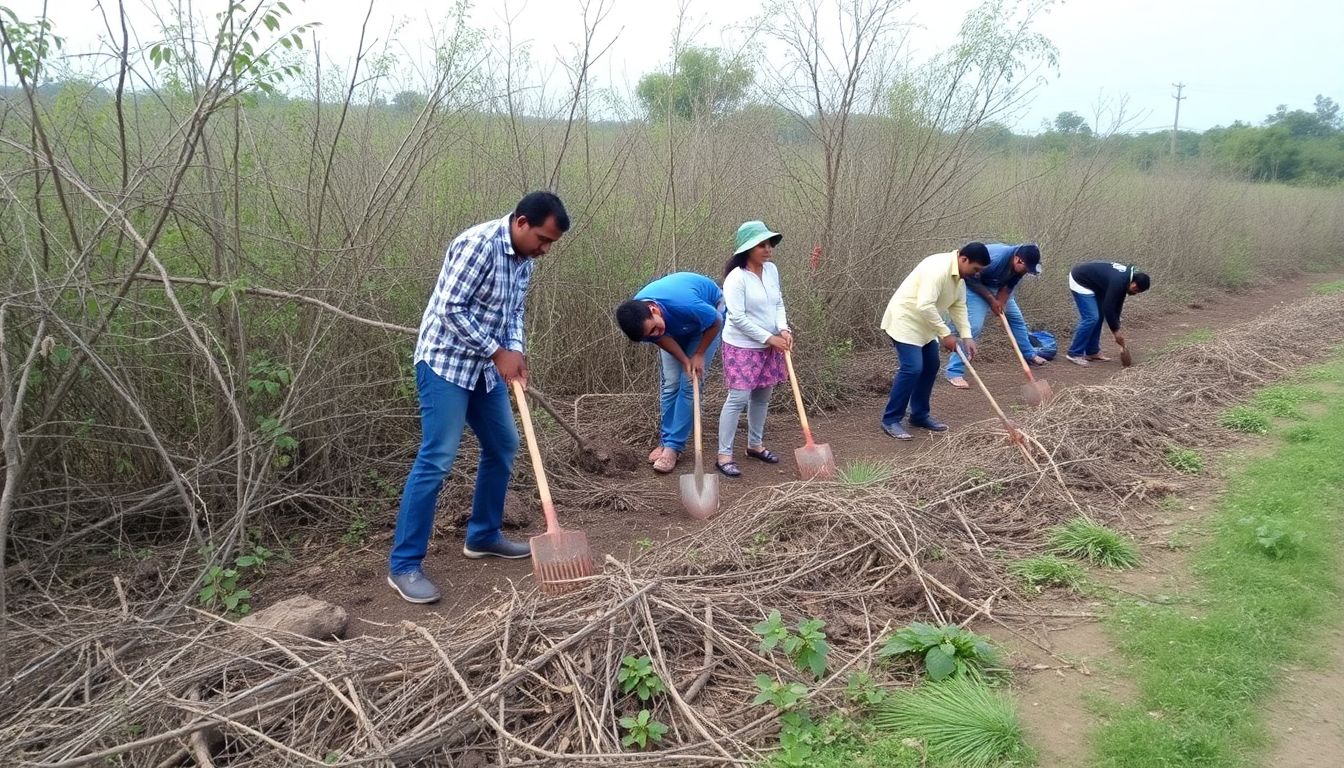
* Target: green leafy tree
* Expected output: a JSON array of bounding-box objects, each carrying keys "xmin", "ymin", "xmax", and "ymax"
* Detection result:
[{"xmin": 636, "ymin": 47, "xmax": 753, "ymax": 121}]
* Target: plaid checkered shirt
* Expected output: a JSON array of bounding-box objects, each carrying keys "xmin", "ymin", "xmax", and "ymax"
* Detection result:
[{"xmin": 413, "ymin": 215, "xmax": 532, "ymax": 392}]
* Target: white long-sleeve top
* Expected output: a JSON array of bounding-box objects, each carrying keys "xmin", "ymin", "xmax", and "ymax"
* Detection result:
[{"xmin": 721, "ymin": 262, "xmax": 789, "ymax": 349}]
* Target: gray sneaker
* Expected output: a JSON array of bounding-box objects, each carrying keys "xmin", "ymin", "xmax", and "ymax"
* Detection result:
[
  {"xmin": 463, "ymin": 538, "xmax": 532, "ymax": 559},
  {"xmin": 387, "ymin": 569, "xmax": 441, "ymax": 604}
]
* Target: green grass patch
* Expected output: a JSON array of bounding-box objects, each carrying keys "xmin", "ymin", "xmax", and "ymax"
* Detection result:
[
  {"xmin": 1219, "ymin": 405, "xmax": 1271, "ymax": 434},
  {"xmin": 1164, "ymin": 447, "xmax": 1204, "ymax": 474},
  {"xmin": 1312, "ymin": 278, "xmax": 1344, "ymax": 294},
  {"xmin": 1048, "ymin": 518, "xmax": 1140, "ymax": 569},
  {"xmin": 1251, "ymin": 384, "xmax": 1321, "ymax": 419},
  {"xmin": 1165, "ymin": 327, "xmax": 1214, "ymax": 349},
  {"xmin": 1009, "ymin": 555, "xmax": 1087, "ymax": 592},
  {"xmin": 874, "ymin": 676, "xmax": 1031, "ymax": 767},
  {"xmin": 1091, "ymin": 361, "xmax": 1344, "ymax": 768},
  {"xmin": 783, "ymin": 727, "xmax": 924, "ymax": 768},
  {"xmin": 838, "ymin": 459, "xmax": 894, "ymax": 487}
]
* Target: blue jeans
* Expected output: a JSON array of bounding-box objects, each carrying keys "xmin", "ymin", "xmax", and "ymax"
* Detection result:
[
  {"xmin": 657, "ymin": 332, "xmax": 722, "ymax": 452},
  {"xmin": 1068, "ymin": 290, "xmax": 1105, "ymax": 357},
  {"xmin": 883, "ymin": 339, "xmax": 940, "ymax": 426},
  {"xmin": 945, "ymin": 292, "xmax": 1034, "ymax": 379},
  {"xmin": 389, "ymin": 362, "xmax": 519, "ymax": 575}
]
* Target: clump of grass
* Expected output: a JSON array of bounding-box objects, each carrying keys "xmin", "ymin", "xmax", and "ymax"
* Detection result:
[
  {"xmin": 1285, "ymin": 424, "xmax": 1320, "ymax": 443},
  {"xmin": 874, "ymin": 676, "xmax": 1030, "ymax": 768},
  {"xmin": 1048, "ymin": 518, "xmax": 1140, "ymax": 569},
  {"xmin": 1164, "ymin": 447, "xmax": 1204, "ymax": 474},
  {"xmin": 1219, "ymin": 406, "xmax": 1270, "ymax": 434},
  {"xmin": 1252, "ymin": 385, "xmax": 1320, "ymax": 419},
  {"xmin": 838, "ymin": 459, "xmax": 894, "ymax": 487},
  {"xmin": 1311, "ymin": 278, "xmax": 1344, "ymax": 294},
  {"xmin": 1009, "ymin": 555, "xmax": 1086, "ymax": 591},
  {"xmin": 1166, "ymin": 327, "xmax": 1214, "ymax": 349}
]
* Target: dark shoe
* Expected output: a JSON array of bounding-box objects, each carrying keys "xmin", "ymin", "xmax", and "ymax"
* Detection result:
[
  {"xmin": 387, "ymin": 569, "xmax": 441, "ymax": 604},
  {"xmin": 463, "ymin": 538, "xmax": 532, "ymax": 559},
  {"xmin": 881, "ymin": 421, "xmax": 913, "ymax": 440},
  {"xmin": 715, "ymin": 460, "xmax": 742, "ymax": 477},
  {"xmin": 745, "ymin": 447, "xmax": 781, "ymax": 464},
  {"xmin": 910, "ymin": 417, "xmax": 949, "ymax": 432}
]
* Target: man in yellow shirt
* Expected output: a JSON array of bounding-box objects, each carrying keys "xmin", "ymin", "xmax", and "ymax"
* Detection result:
[{"xmin": 879, "ymin": 243, "xmax": 989, "ymax": 439}]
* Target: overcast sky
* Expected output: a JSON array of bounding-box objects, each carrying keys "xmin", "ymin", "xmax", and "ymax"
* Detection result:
[{"xmin": 6, "ymin": 0, "xmax": 1342, "ymax": 133}]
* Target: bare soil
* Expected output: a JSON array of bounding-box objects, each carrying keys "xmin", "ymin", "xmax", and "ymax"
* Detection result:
[{"xmin": 260, "ymin": 273, "xmax": 1337, "ymax": 641}]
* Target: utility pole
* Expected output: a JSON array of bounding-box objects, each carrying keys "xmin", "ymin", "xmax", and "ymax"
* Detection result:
[{"xmin": 1170, "ymin": 82, "xmax": 1186, "ymax": 158}]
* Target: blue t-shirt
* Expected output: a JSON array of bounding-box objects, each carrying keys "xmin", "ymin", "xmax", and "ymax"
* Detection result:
[
  {"xmin": 633, "ymin": 272, "xmax": 723, "ymax": 344},
  {"xmin": 970, "ymin": 243, "xmax": 1028, "ymax": 293}
]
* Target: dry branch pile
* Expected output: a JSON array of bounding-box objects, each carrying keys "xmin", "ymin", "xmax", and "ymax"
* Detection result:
[{"xmin": 2, "ymin": 293, "xmax": 1343, "ymax": 766}]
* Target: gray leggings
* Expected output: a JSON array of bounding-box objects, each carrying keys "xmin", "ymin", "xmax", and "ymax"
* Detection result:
[{"xmin": 717, "ymin": 386, "xmax": 772, "ymax": 456}]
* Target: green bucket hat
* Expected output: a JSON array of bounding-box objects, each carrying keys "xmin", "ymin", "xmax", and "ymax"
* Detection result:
[{"xmin": 734, "ymin": 220, "xmax": 783, "ymax": 255}]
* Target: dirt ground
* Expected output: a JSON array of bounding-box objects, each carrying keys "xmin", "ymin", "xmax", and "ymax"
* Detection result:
[{"xmin": 266, "ymin": 272, "xmax": 1339, "ymax": 641}]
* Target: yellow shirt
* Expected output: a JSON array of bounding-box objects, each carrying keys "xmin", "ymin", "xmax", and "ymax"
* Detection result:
[{"xmin": 880, "ymin": 251, "xmax": 973, "ymax": 346}]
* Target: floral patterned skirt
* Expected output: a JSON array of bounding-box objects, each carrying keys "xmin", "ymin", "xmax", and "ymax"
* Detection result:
[{"xmin": 721, "ymin": 342, "xmax": 788, "ymax": 391}]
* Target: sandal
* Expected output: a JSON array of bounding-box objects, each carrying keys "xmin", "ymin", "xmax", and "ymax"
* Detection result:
[
  {"xmin": 652, "ymin": 450, "xmax": 679, "ymax": 474},
  {"xmin": 648, "ymin": 446, "xmax": 664, "ymax": 464},
  {"xmin": 947, "ymin": 376, "xmax": 970, "ymax": 389},
  {"xmin": 715, "ymin": 460, "xmax": 742, "ymax": 478},
  {"xmin": 745, "ymin": 447, "xmax": 780, "ymax": 464},
  {"xmin": 1086, "ymin": 353, "xmax": 1111, "ymax": 362}
]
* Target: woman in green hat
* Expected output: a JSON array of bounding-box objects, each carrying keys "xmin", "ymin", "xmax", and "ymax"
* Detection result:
[{"xmin": 714, "ymin": 220, "xmax": 797, "ymax": 477}]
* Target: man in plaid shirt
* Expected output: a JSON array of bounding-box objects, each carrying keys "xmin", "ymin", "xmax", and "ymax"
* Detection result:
[{"xmin": 388, "ymin": 192, "xmax": 570, "ymax": 604}]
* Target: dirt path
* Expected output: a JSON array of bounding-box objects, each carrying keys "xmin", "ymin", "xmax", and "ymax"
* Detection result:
[{"xmin": 275, "ymin": 272, "xmax": 1337, "ymax": 636}]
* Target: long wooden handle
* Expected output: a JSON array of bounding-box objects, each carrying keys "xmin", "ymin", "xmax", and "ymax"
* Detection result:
[
  {"xmin": 783, "ymin": 351, "xmax": 814, "ymax": 445},
  {"xmin": 954, "ymin": 345, "xmax": 1019, "ymax": 437},
  {"xmin": 524, "ymin": 386, "xmax": 593, "ymax": 452},
  {"xmin": 511, "ymin": 380, "xmax": 559, "ymax": 534},
  {"xmin": 998, "ymin": 313, "xmax": 1036, "ymax": 382},
  {"xmin": 691, "ymin": 375, "xmax": 704, "ymax": 478}
]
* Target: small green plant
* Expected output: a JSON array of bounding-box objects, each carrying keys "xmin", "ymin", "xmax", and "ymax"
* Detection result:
[
  {"xmin": 245, "ymin": 354, "xmax": 293, "ymax": 399},
  {"xmin": 837, "ymin": 459, "xmax": 893, "ymax": 486},
  {"xmin": 878, "ymin": 623, "xmax": 1000, "ymax": 681},
  {"xmin": 874, "ymin": 677, "xmax": 1030, "ymax": 768},
  {"xmin": 618, "ymin": 709, "xmax": 667, "ymax": 750},
  {"xmin": 844, "ymin": 670, "xmax": 889, "ymax": 708},
  {"xmin": 754, "ymin": 610, "xmax": 831, "ymax": 678},
  {"xmin": 322, "ymin": 751, "xmax": 341, "ymax": 765},
  {"xmin": 617, "ymin": 655, "xmax": 666, "ymax": 702},
  {"xmin": 1009, "ymin": 555, "xmax": 1086, "ymax": 592},
  {"xmin": 1164, "ymin": 446, "xmax": 1204, "ymax": 474},
  {"xmin": 634, "ymin": 537, "xmax": 654, "ymax": 551},
  {"xmin": 1238, "ymin": 514, "xmax": 1305, "ymax": 560},
  {"xmin": 258, "ymin": 415, "xmax": 300, "ymax": 467},
  {"xmin": 198, "ymin": 564, "xmax": 252, "ymax": 616},
  {"xmin": 1048, "ymin": 517, "xmax": 1141, "ymax": 569},
  {"xmin": 754, "ymin": 675, "xmax": 810, "ymax": 710},
  {"xmin": 342, "ymin": 512, "xmax": 371, "ymax": 546},
  {"xmin": 1219, "ymin": 406, "xmax": 1270, "ymax": 434}
]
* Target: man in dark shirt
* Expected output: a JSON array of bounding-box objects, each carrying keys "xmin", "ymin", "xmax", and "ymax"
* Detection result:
[
  {"xmin": 945, "ymin": 242, "xmax": 1044, "ymax": 389},
  {"xmin": 1066, "ymin": 261, "xmax": 1151, "ymax": 366}
]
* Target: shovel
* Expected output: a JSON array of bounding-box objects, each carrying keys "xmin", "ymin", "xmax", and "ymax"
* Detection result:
[
  {"xmin": 784, "ymin": 350, "xmax": 836, "ymax": 480},
  {"xmin": 1119, "ymin": 342, "xmax": 1133, "ymax": 367},
  {"xmin": 999, "ymin": 313, "xmax": 1053, "ymax": 406},
  {"xmin": 679, "ymin": 376, "xmax": 719, "ymax": 520},
  {"xmin": 511, "ymin": 380, "xmax": 595, "ymax": 596},
  {"xmin": 953, "ymin": 345, "xmax": 1025, "ymax": 445}
]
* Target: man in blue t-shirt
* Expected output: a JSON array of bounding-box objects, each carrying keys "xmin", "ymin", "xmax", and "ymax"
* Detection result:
[
  {"xmin": 945, "ymin": 242, "xmax": 1045, "ymax": 389},
  {"xmin": 616, "ymin": 273, "xmax": 724, "ymax": 474}
]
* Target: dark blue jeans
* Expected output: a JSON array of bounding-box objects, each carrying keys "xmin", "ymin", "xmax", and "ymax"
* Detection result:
[
  {"xmin": 883, "ymin": 339, "xmax": 940, "ymax": 426},
  {"xmin": 389, "ymin": 362, "xmax": 519, "ymax": 575},
  {"xmin": 1068, "ymin": 290, "xmax": 1104, "ymax": 357}
]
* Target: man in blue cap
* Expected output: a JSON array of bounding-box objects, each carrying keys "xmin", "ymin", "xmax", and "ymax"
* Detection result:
[{"xmin": 945, "ymin": 242, "xmax": 1045, "ymax": 390}]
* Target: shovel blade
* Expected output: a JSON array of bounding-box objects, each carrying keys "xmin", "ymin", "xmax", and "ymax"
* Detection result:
[
  {"xmin": 1020, "ymin": 379, "xmax": 1053, "ymax": 407},
  {"xmin": 530, "ymin": 528, "xmax": 596, "ymax": 596},
  {"xmin": 679, "ymin": 471, "xmax": 719, "ymax": 520},
  {"xmin": 1120, "ymin": 347, "xmax": 1133, "ymax": 367},
  {"xmin": 794, "ymin": 443, "xmax": 836, "ymax": 481}
]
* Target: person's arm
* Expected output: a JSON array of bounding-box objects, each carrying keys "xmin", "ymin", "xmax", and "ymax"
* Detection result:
[
  {"xmin": 771, "ymin": 263, "xmax": 789, "ymax": 335},
  {"xmin": 505, "ymin": 271, "xmax": 528, "ymax": 354},
  {"xmin": 724, "ymin": 270, "xmax": 774, "ymax": 345},
  {"xmin": 915, "ymin": 264, "xmax": 954, "ymax": 340},
  {"xmin": 689, "ymin": 317, "xmax": 722, "ymax": 378},
  {"xmin": 1100, "ymin": 276, "xmax": 1126, "ymax": 334}
]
